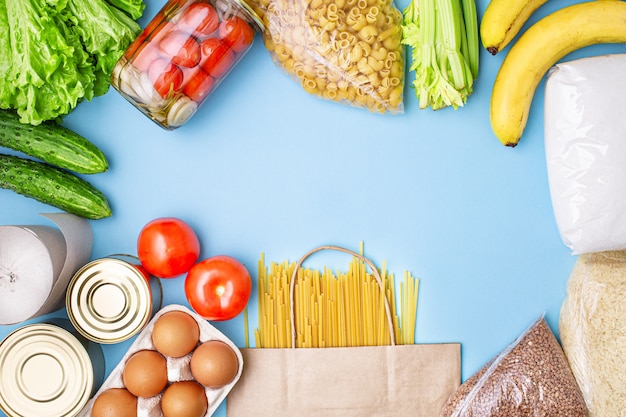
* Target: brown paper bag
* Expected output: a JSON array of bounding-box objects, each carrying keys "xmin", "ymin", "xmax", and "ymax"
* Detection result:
[{"xmin": 227, "ymin": 245, "xmax": 461, "ymax": 416}]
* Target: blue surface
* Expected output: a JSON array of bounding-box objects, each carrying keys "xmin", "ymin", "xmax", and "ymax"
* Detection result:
[{"xmin": 2, "ymin": 0, "xmax": 626, "ymax": 415}]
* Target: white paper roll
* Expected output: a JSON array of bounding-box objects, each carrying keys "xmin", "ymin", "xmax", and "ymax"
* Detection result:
[{"xmin": 0, "ymin": 213, "xmax": 93, "ymax": 325}]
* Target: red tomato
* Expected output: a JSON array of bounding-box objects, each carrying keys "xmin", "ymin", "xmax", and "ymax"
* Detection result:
[
  {"xmin": 200, "ymin": 38, "xmax": 235, "ymax": 79},
  {"xmin": 185, "ymin": 255, "xmax": 252, "ymax": 321},
  {"xmin": 148, "ymin": 58, "xmax": 184, "ymax": 97},
  {"xmin": 183, "ymin": 68, "xmax": 215, "ymax": 102},
  {"xmin": 158, "ymin": 30, "xmax": 202, "ymax": 68},
  {"xmin": 131, "ymin": 42, "xmax": 161, "ymax": 73},
  {"xmin": 177, "ymin": 2, "xmax": 220, "ymax": 38},
  {"xmin": 218, "ymin": 16, "xmax": 255, "ymax": 52},
  {"xmin": 137, "ymin": 217, "xmax": 200, "ymax": 279},
  {"xmin": 124, "ymin": 13, "xmax": 166, "ymax": 59}
]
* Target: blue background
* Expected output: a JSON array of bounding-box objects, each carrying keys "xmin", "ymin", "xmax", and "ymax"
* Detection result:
[{"xmin": 2, "ymin": 0, "xmax": 625, "ymax": 415}]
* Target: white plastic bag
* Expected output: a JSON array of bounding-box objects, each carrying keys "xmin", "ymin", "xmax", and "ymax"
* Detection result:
[{"xmin": 545, "ymin": 54, "xmax": 626, "ymax": 254}]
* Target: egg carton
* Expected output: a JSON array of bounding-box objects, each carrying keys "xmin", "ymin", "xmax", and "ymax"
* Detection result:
[{"xmin": 77, "ymin": 304, "xmax": 244, "ymax": 417}]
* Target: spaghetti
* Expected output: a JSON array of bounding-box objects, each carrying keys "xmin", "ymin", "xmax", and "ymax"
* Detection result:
[{"xmin": 250, "ymin": 247, "xmax": 419, "ymax": 348}]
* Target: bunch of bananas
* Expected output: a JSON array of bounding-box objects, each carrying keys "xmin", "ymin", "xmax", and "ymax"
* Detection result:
[{"xmin": 481, "ymin": 0, "xmax": 626, "ymax": 147}]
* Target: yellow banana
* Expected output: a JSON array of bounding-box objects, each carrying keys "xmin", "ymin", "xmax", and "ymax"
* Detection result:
[
  {"xmin": 490, "ymin": 1, "xmax": 626, "ymax": 147},
  {"xmin": 480, "ymin": 0, "xmax": 550, "ymax": 55}
]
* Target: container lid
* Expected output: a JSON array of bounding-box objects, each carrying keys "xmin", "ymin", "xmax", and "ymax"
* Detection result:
[
  {"xmin": 231, "ymin": 0, "xmax": 265, "ymax": 32},
  {"xmin": 0, "ymin": 324, "xmax": 94, "ymax": 417},
  {"xmin": 66, "ymin": 258, "xmax": 154, "ymax": 344}
]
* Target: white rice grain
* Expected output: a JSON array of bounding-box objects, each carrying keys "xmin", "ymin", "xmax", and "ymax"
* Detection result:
[{"xmin": 559, "ymin": 251, "xmax": 626, "ymax": 417}]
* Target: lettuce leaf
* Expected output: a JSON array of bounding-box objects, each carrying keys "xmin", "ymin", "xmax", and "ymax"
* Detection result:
[
  {"xmin": 105, "ymin": 0, "xmax": 146, "ymax": 20},
  {"xmin": 0, "ymin": 0, "xmax": 143, "ymax": 124}
]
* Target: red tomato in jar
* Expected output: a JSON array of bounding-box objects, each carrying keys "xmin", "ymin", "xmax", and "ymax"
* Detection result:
[
  {"xmin": 137, "ymin": 217, "xmax": 200, "ymax": 279},
  {"xmin": 218, "ymin": 16, "xmax": 255, "ymax": 52},
  {"xmin": 183, "ymin": 68, "xmax": 215, "ymax": 102},
  {"xmin": 148, "ymin": 58, "xmax": 184, "ymax": 97},
  {"xmin": 177, "ymin": 2, "xmax": 220, "ymax": 38},
  {"xmin": 158, "ymin": 30, "xmax": 202, "ymax": 68},
  {"xmin": 124, "ymin": 13, "xmax": 167, "ymax": 59},
  {"xmin": 185, "ymin": 255, "xmax": 252, "ymax": 321},
  {"xmin": 131, "ymin": 42, "xmax": 161, "ymax": 73},
  {"xmin": 200, "ymin": 37, "xmax": 235, "ymax": 79}
]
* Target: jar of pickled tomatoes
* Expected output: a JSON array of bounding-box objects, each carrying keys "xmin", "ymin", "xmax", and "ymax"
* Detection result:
[{"xmin": 111, "ymin": 0, "xmax": 263, "ymax": 129}]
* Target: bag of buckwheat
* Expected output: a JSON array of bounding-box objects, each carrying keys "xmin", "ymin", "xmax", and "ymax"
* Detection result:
[
  {"xmin": 439, "ymin": 316, "xmax": 588, "ymax": 417},
  {"xmin": 559, "ymin": 251, "xmax": 626, "ymax": 417}
]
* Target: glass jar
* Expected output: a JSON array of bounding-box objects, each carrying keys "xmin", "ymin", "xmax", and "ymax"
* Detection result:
[{"xmin": 111, "ymin": 0, "xmax": 263, "ymax": 130}]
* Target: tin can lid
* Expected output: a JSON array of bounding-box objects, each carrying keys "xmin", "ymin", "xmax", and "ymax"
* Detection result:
[
  {"xmin": 66, "ymin": 258, "xmax": 153, "ymax": 344},
  {"xmin": 0, "ymin": 324, "xmax": 94, "ymax": 417}
]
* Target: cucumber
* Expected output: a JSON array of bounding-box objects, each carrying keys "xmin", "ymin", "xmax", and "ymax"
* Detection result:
[
  {"xmin": 0, "ymin": 110, "xmax": 108, "ymax": 174},
  {"xmin": 0, "ymin": 154, "xmax": 112, "ymax": 220}
]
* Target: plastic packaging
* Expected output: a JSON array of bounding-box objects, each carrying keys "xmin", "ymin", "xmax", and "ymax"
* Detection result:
[
  {"xmin": 439, "ymin": 316, "xmax": 588, "ymax": 417},
  {"xmin": 246, "ymin": 0, "xmax": 405, "ymax": 114},
  {"xmin": 111, "ymin": 0, "xmax": 263, "ymax": 129},
  {"xmin": 544, "ymin": 54, "xmax": 626, "ymax": 254},
  {"xmin": 559, "ymin": 251, "xmax": 626, "ymax": 417}
]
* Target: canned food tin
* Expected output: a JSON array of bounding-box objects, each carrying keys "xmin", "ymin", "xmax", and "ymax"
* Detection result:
[
  {"xmin": 66, "ymin": 255, "xmax": 163, "ymax": 344},
  {"xmin": 110, "ymin": 0, "xmax": 264, "ymax": 130},
  {"xmin": 0, "ymin": 321, "xmax": 104, "ymax": 417}
]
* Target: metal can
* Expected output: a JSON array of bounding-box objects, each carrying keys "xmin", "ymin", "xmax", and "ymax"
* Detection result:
[
  {"xmin": 66, "ymin": 255, "xmax": 163, "ymax": 344},
  {"xmin": 0, "ymin": 320, "xmax": 105, "ymax": 417},
  {"xmin": 110, "ymin": 0, "xmax": 264, "ymax": 130}
]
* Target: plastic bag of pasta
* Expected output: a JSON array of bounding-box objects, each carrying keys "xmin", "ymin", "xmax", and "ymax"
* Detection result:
[{"xmin": 247, "ymin": 0, "xmax": 405, "ymax": 113}]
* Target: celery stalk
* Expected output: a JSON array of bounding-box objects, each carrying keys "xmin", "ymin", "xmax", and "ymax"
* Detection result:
[
  {"xmin": 461, "ymin": 0, "xmax": 479, "ymax": 78},
  {"xmin": 401, "ymin": 0, "xmax": 479, "ymax": 110}
]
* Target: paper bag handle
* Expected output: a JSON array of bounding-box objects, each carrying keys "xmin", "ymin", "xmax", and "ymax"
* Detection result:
[{"xmin": 289, "ymin": 245, "xmax": 396, "ymax": 347}]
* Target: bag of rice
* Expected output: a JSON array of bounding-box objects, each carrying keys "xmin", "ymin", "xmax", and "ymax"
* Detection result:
[
  {"xmin": 544, "ymin": 54, "xmax": 626, "ymax": 254},
  {"xmin": 439, "ymin": 316, "xmax": 588, "ymax": 417},
  {"xmin": 559, "ymin": 251, "xmax": 626, "ymax": 417}
]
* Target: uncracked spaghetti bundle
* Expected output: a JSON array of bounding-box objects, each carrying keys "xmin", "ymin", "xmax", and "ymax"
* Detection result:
[{"xmin": 252, "ymin": 251, "xmax": 419, "ymax": 348}]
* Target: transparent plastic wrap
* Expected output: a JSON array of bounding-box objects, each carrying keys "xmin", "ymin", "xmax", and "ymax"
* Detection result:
[
  {"xmin": 439, "ymin": 316, "xmax": 588, "ymax": 417},
  {"xmin": 545, "ymin": 54, "xmax": 626, "ymax": 254},
  {"xmin": 559, "ymin": 251, "xmax": 626, "ymax": 417},
  {"xmin": 246, "ymin": 0, "xmax": 405, "ymax": 113}
]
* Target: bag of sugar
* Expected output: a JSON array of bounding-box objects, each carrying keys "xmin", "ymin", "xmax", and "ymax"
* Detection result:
[{"xmin": 545, "ymin": 54, "xmax": 626, "ymax": 255}]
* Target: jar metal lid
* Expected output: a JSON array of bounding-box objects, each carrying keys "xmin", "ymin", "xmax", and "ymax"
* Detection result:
[
  {"xmin": 237, "ymin": 0, "xmax": 264, "ymax": 32},
  {"xmin": 66, "ymin": 257, "xmax": 156, "ymax": 344},
  {"xmin": 0, "ymin": 324, "xmax": 94, "ymax": 417},
  {"xmin": 218, "ymin": 0, "xmax": 265, "ymax": 32}
]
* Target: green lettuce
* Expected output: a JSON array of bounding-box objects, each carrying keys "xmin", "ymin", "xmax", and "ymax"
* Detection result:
[
  {"xmin": 105, "ymin": 0, "xmax": 146, "ymax": 20},
  {"xmin": 0, "ymin": 0, "xmax": 144, "ymax": 125}
]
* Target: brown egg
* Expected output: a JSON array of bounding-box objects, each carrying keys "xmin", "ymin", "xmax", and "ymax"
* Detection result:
[
  {"xmin": 190, "ymin": 340, "xmax": 239, "ymax": 389},
  {"xmin": 161, "ymin": 380, "xmax": 208, "ymax": 417},
  {"xmin": 122, "ymin": 349, "xmax": 168, "ymax": 397},
  {"xmin": 152, "ymin": 310, "xmax": 200, "ymax": 357},
  {"xmin": 91, "ymin": 388, "xmax": 138, "ymax": 417}
]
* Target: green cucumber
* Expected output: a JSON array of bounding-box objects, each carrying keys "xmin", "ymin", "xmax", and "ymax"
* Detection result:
[
  {"xmin": 0, "ymin": 154, "xmax": 112, "ymax": 219},
  {"xmin": 0, "ymin": 110, "xmax": 108, "ymax": 174}
]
